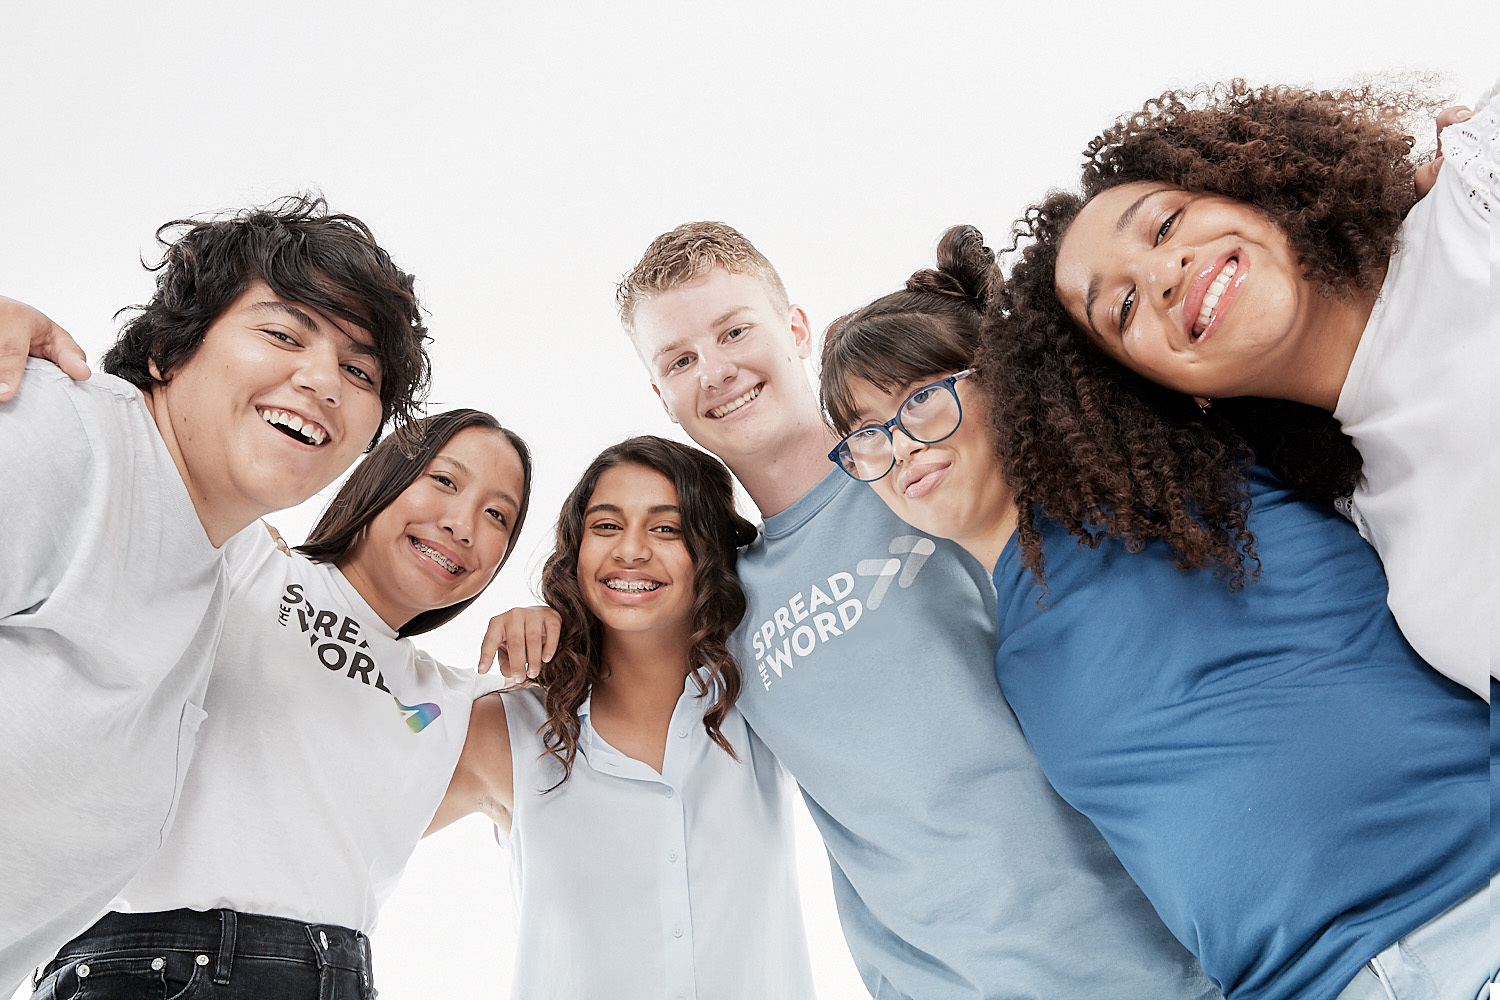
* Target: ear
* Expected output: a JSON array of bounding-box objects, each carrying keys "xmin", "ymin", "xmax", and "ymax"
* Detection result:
[
  {"xmin": 787, "ymin": 304, "xmax": 814, "ymax": 361},
  {"xmin": 148, "ymin": 358, "xmax": 163, "ymax": 380},
  {"xmin": 651, "ymin": 382, "xmax": 680, "ymax": 425}
]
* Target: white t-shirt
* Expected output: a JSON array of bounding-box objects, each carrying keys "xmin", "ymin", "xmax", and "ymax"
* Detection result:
[
  {"xmin": 501, "ymin": 681, "xmax": 815, "ymax": 1000},
  {"xmin": 0, "ymin": 361, "xmax": 227, "ymax": 990},
  {"xmin": 1334, "ymin": 81, "xmax": 1498, "ymax": 699},
  {"xmin": 114, "ymin": 526, "xmax": 504, "ymax": 931}
]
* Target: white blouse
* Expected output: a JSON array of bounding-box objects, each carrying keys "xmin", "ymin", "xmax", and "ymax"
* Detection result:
[{"xmin": 500, "ymin": 675, "xmax": 814, "ymax": 1000}]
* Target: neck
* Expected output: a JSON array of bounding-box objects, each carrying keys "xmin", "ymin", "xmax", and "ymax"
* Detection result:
[
  {"xmin": 142, "ymin": 387, "xmax": 256, "ymax": 547},
  {"xmin": 336, "ymin": 554, "xmax": 411, "ymax": 631},
  {"xmin": 1271, "ymin": 281, "xmax": 1381, "ymax": 412},
  {"xmin": 727, "ymin": 418, "xmax": 842, "ymax": 518},
  {"xmin": 962, "ymin": 504, "xmax": 1022, "ymax": 575},
  {"xmin": 592, "ymin": 627, "xmax": 695, "ymax": 720}
]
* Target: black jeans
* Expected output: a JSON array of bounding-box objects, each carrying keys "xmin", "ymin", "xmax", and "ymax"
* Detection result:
[{"xmin": 33, "ymin": 909, "xmax": 375, "ymax": 1000}]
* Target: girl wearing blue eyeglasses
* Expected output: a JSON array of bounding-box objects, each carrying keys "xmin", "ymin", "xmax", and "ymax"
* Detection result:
[{"xmin": 817, "ymin": 225, "xmax": 1494, "ymax": 1000}]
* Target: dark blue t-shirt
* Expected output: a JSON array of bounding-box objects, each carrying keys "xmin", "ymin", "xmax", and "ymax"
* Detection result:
[{"xmin": 992, "ymin": 469, "xmax": 1494, "ymax": 1000}]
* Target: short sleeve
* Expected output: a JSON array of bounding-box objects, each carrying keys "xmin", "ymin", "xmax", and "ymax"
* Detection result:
[
  {"xmin": 0, "ymin": 362, "xmax": 95, "ymax": 617},
  {"xmin": 1438, "ymin": 77, "xmax": 1499, "ymax": 219}
]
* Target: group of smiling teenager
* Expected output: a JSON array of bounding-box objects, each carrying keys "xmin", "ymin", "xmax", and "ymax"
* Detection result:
[{"xmin": 1, "ymin": 73, "xmax": 1494, "ymax": 1000}]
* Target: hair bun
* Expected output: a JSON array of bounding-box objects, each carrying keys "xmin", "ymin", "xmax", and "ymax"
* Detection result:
[{"xmin": 905, "ymin": 224, "xmax": 997, "ymax": 311}]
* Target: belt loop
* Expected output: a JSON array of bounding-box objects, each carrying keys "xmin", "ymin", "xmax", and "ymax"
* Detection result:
[
  {"xmin": 214, "ymin": 909, "xmax": 237, "ymax": 984},
  {"xmin": 359, "ymin": 932, "xmax": 374, "ymax": 999}
]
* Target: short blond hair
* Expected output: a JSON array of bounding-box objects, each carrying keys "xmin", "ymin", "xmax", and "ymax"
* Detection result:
[{"xmin": 616, "ymin": 221, "xmax": 790, "ymax": 336}]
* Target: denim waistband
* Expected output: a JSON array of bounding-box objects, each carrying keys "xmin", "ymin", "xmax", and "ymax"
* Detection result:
[{"xmin": 52, "ymin": 908, "xmax": 373, "ymax": 983}]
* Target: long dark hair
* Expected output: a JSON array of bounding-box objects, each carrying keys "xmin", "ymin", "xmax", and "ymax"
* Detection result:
[
  {"xmin": 536, "ymin": 436, "xmax": 757, "ymax": 786},
  {"xmin": 297, "ymin": 408, "xmax": 533, "ymax": 637}
]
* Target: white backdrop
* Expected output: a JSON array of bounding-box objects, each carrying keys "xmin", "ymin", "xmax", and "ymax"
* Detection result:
[{"xmin": 2, "ymin": 3, "xmax": 1486, "ymax": 997}]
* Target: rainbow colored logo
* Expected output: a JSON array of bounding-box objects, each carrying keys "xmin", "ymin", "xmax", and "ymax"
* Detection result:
[{"xmin": 394, "ymin": 696, "xmax": 442, "ymax": 733}]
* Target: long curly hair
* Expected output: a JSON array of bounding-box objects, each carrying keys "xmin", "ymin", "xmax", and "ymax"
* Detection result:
[
  {"xmin": 981, "ymin": 79, "xmax": 1438, "ymax": 585},
  {"xmin": 536, "ymin": 436, "xmax": 757, "ymax": 786}
]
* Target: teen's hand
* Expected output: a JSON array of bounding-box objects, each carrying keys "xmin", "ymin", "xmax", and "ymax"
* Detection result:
[
  {"xmin": 262, "ymin": 520, "xmax": 291, "ymax": 555},
  {"xmin": 479, "ymin": 605, "xmax": 561, "ymax": 681},
  {"xmin": 0, "ymin": 296, "xmax": 91, "ymax": 402},
  {"xmin": 1414, "ymin": 105, "xmax": 1473, "ymax": 199}
]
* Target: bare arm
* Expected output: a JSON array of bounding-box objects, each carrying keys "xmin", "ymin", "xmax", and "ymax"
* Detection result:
[
  {"xmin": 427, "ymin": 691, "xmax": 515, "ymax": 836},
  {"xmin": 0, "ymin": 296, "xmax": 90, "ymax": 401}
]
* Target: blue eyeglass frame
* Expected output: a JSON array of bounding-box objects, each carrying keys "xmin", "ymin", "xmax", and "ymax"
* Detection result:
[{"xmin": 828, "ymin": 368, "xmax": 977, "ymax": 483}]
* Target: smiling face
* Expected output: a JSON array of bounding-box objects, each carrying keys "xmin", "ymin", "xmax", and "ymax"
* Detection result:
[
  {"xmin": 1054, "ymin": 181, "xmax": 1328, "ymax": 401},
  {"xmin": 629, "ymin": 268, "xmax": 820, "ymax": 465},
  {"xmin": 340, "ymin": 427, "xmax": 525, "ymax": 630},
  {"xmin": 575, "ymin": 462, "xmax": 696, "ymax": 642},
  {"xmin": 844, "ymin": 373, "xmax": 1016, "ymax": 568},
  {"xmin": 146, "ymin": 279, "xmax": 386, "ymax": 544}
]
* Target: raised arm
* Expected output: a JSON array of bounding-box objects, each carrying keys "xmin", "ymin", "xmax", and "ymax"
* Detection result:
[
  {"xmin": 427, "ymin": 691, "xmax": 515, "ymax": 836},
  {"xmin": 0, "ymin": 296, "xmax": 90, "ymax": 401}
]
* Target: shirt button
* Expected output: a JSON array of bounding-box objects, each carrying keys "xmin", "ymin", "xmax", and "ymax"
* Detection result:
[
  {"xmin": 676, "ymin": 728, "xmax": 688, "ymax": 738},
  {"xmin": 151, "ymin": 958, "xmax": 165, "ymax": 971},
  {"xmin": 673, "ymin": 925, "xmax": 684, "ymax": 938},
  {"xmin": 76, "ymin": 965, "xmax": 90, "ymax": 978},
  {"xmin": 663, "ymin": 787, "xmax": 675, "ymax": 799},
  {"xmin": 195, "ymin": 955, "xmax": 209, "ymax": 967},
  {"xmin": 668, "ymin": 850, "xmax": 678, "ymax": 863}
]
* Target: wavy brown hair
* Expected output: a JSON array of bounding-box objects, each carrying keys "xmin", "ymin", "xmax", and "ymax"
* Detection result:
[
  {"xmin": 536, "ymin": 436, "xmax": 757, "ymax": 787},
  {"xmin": 981, "ymin": 79, "xmax": 1438, "ymax": 585}
]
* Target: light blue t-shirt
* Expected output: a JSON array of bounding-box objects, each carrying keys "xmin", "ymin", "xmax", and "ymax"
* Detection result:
[
  {"xmin": 992, "ymin": 468, "xmax": 1494, "ymax": 1000},
  {"xmin": 732, "ymin": 470, "xmax": 1219, "ymax": 1000}
]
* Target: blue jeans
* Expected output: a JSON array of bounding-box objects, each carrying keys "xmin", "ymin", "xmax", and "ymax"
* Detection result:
[
  {"xmin": 32, "ymin": 909, "xmax": 376, "ymax": 1000},
  {"xmin": 1334, "ymin": 877, "xmax": 1497, "ymax": 1000}
]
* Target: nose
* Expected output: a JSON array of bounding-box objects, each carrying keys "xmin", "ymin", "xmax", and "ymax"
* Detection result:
[
  {"xmin": 1143, "ymin": 245, "xmax": 1194, "ymax": 311},
  {"xmin": 441, "ymin": 505, "xmax": 474, "ymax": 545},
  {"xmin": 613, "ymin": 524, "xmax": 651, "ymax": 563},
  {"xmin": 890, "ymin": 423, "xmax": 925, "ymax": 464},
  {"xmin": 297, "ymin": 339, "xmax": 344, "ymax": 405},
  {"xmin": 697, "ymin": 345, "xmax": 736, "ymax": 390}
]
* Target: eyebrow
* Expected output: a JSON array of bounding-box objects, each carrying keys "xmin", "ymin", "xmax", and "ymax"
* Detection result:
[
  {"xmin": 584, "ymin": 503, "xmax": 680, "ymax": 516},
  {"xmin": 252, "ymin": 299, "xmax": 381, "ymax": 362},
  {"xmin": 1116, "ymin": 186, "xmax": 1169, "ymax": 234},
  {"xmin": 1081, "ymin": 186, "xmax": 1173, "ymax": 338},
  {"xmin": 649, "ymin": 307, "xmax": 753, "ymax": 362},
  {"xmin": 251, "ymin": 300, "xmax": 318, "ymax": 333}
]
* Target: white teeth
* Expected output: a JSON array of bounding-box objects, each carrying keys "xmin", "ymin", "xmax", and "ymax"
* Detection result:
[
  {"xmin": 1194, "ymin": 260, "xmax": 1238, "ymax": 335},
  {"xmin": 259, "ymin": 408, "xmax": 328, "ymax": 445},
  {"xmin": 709, "ymin": 385, "xmax": 761, "ymax": 419},
  {"xmin": 411, "ymin": 539, "xmax": 461, "ymax": 574},
  {"xmin": 604, "ymin": 579, "xmax": 661, "ymax": 593}
]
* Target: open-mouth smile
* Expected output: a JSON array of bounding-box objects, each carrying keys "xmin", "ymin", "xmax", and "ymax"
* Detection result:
[
  {"xmin": 603, "ymin": 578, "xmax": 662, "ymax": 592},
  {"xmin": 708, "ymin": 384, "xmax": 762, "ymax": 419},
  {"xmin": 258, "ymin": 406, "xmax": 329, "ymax": 446},
  {"xmin": 410, "ymin": 537, "xmax": 462, "ymax": 575}
]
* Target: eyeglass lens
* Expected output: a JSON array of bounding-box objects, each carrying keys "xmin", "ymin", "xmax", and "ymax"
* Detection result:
[{"xmin": 839, "ymin": 382, "xmax": 962, "ymax": 480}]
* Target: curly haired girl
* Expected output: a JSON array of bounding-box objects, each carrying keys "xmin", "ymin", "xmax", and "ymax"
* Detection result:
[
  {"xmin": 983, "ymin": 78, "xmax": 1495, "ymax": 697},
  {"xmin": 821, "ymin": 224, "xmax": 1495, "ymax": 1000}
]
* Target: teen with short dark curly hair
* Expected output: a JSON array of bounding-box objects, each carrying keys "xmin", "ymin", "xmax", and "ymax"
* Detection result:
[
  {"xmin": 821, "ymin": 224, "xmax": 1496, "ymax": 1000},
  {"xmin": 36, "ymin": 410, "xmax": 529, "ymax": 1000},
  {"xmin": 987, "ymin": 78, "xmax": 1494, "ymax": 697},
  {"xmin": 0, "ymin": 195, "xmax": 432, "ymax": 988}
]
